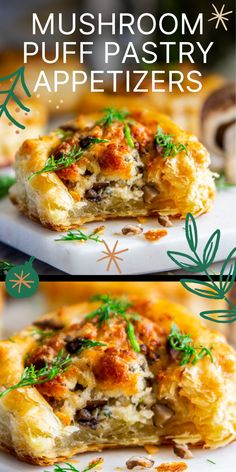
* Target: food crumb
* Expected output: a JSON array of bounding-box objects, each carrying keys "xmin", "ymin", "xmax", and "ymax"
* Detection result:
[
  {"xmin": 157, "ymin": 213, "xmax": 173, "ymax": 227},
  {"xmin": 126, "ymin": 456, "xmax": 155, "ymax": 469},
  {"xmin": 144, "ymin": 445, "xmax": 159, "ymax": 455},
  {"xmin": 93, "ymin": 225, "xmax": 106, "ymax": 234},
  {"xmin": 122, "ymin": 224, "xmax": 143, "ymax": 236},
  {"xmin": 137, "ymin": 216, "xmax": 147, "ymax": 224},
  {"xmin": 156, "ymin": 462, "xmax": 187, "ymax": 472},
  {"xmin": 89, "ymin": 457, "xmax": 104, "ymax": 469},
  {"xmin": 144, "ymin": 229, "xmax": 168, "ymax": 241},
  {"xmin": 173, "ymin": 444, "xmax": 193, "ymax": 459}
]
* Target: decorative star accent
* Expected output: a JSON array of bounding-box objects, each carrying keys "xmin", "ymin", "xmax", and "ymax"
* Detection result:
[
  {"xmin": 97, "ymin": 240, "xmax": 128, "ymax": 273},
  {"xmin": 208, "ymin": 4, "xmax": 233, "ymax": 30},
  {"xmin": 9, "ymin": 270, "xmax": 35, "ymax": 294}
]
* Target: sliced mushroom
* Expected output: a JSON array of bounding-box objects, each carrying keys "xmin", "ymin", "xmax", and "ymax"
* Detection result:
[
  {"xmin": 47, "ymin": 397, "xmax": 65, "ymax": 410},
  {"xmin": 143, "ymin": 185, "xmax": 159, "ymax": 204},
  {"xmin": 122, "ymin": 224, "xmax": 143, "ymax": 236},
  {"xmin": 85, "ymin": 188, "xmax": 102, "ymax": 202},
  {"xmin": 33, "ymin": 319, "xmax": 64, "ymax": 330},
  {"xmin": 59, "ymin": 123, "xmax": 78, "ymax": 132},
  {"xmin": 126, "ymin": 456, "xmax": 154, "ymax": 469},
  {"xmin": 86, "ymin": 399, "xmax": 108, "ymax": 410},
  {"xmin": 157, "ymin": 213, "xmax": 173, "ymax": 228},
  {"xmin": 65, "ymin": 337, "xmax": 85, "ymax": 354},
  {"xmin": 75, "ymin": 408, "xmax": 98, "ymax": 429},
  {"xmin": 153, "ymin": 404, "xmax": 174, "ymax": 427},
  {"xmin": 173, "ymin": 443, "xmax": 193, "ymax": 459}
]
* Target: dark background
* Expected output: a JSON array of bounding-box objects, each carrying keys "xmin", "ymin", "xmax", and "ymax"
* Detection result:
[{"xmin": 0, "ymin": 0, "xmax": 234, "ymax": 74}]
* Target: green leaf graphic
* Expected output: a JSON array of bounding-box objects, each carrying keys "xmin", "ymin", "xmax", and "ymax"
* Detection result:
[
  {"xmin": 167, "ymin": 251, "xmax": 200, "ymax": 272},
  {"xmin": 219, "ymin": 248, "xmax": 236, "ymax": 294},
  {"xmin": 180, "ymin": 279, "xmax": 223, "ymax": 299},
  {"xmin": 200, "ymin": 309, "xmax": 236, "ymax": 323},
  {"xmin": 167, "ymin": 213, "xmax": 236, "ymax": 324},
  {"xmin": 203, "ymin": 229, "xmax": 220, "ymax": 267},
  {"xmin": 185, "ymin": 213, "xmax": 198, "ymax": 251},
  {"xmin": 0, "ymin": 65, "xmax": 31, "ymax": 129}
]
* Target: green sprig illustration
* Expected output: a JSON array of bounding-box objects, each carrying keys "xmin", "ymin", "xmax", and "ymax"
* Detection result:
[
  {"xmin": 0, "ymin": 65, "xmax": 31, "ymax": 129},
  {"xmin": 167, "ymin": 213, "xmax": 236, "ymax": 323}
]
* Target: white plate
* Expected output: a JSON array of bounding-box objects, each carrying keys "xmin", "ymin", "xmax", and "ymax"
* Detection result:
[
  {"xmin": 0, "ymin": 189, "xmax": 236, "ymax": 275},
  {"xmin": 0, "ymin": 444, "xmax": 235, "ymax": 471}
]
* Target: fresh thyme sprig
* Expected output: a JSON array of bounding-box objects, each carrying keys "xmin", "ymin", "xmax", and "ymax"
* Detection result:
[
  {"xmin": 96, "ymin": 107, "xmax": 135, "ymax": 148},
  {"xmin": 55, "ymin": 229, "xmax": 103, "ymax": 243},
  {"xmin": 0, "ymin": 260, "xmax": 15, "ymax": 275},
  {"xmin": 0, "ymin": 175, "xmax": 16, "ymax": 199},
  {"xmin": 168, "ymin": 323, "xmax": 213, "ymax": 366},
  {"xmin": 85, "ymin": 294, "xmax": 140, "ymax": 352},
  {"xmin": 45, "ymin": 458, "xmax": 103, "ymax": 472},
  {"xmin": 155, "ymin": 127, "xmax": 188, "ymax": 158},
  {"xmin": 0, "ymin": 350, "xmax": 71, "ymax": 398},
  {"xmin": 28, "ymin": 145, "xmax": 83, "ymax": 180},
  {"xmin": 168, "ymin": 213, "xmax": 236, "ymax": 323}
]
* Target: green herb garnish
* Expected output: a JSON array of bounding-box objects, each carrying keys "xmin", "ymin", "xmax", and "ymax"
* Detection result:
[
  {"xmin": 30, "ymin": 328, "xmax": 56, "ymax": 341},
  {"xmin": 45, "ymin": 458, "xmax": 103, "ymax": 472},
  {"xmin": 96, "ymin": 107, "xmax": 135, "ymax": 148},
  {"xmin": 124, "ymin": 123, "xmax": 135, "ymax": 148},
  {"xmin": 45, "ymin": 459, "xmax": 102, "ymax": 472},
  {"xmin": 85, "ymin": 294, "xmax": 140, "ymax": 352},
  {"xmin": 55, "ymin": 229, "xmax": 103, "ymax": 243},
  {"xmin": 168, "ymin": 323, "xmax": 213, "ymax": 366},
  {"xmin": 155, "ymin": 127, "xmax": 188, "ymax": 158},
  {"xmin": 0, "ymin": 260, "xmax": 15, "ymax": 275},
  {"xmin": 0, "ymin": 175, "xmax": 16, "ymax": 199},
  {"xmin": 207, "ymin": 459, "xmax": 216, "ymax": 465},
  {"xmin": 215, "ymin": 173, "xmax": 236, "ymax": 191},
  {"xmin": 28, "ymin": 145, "xmax": 83, "ymax": 180},
  {"xmin": 68, "ymin": 338, "xmax": 106, "ymax": 354},
  {"xmin": 0, "ymin": 350, "xmax": 71, "ymax": 398},
  {"xmin": 83, "ymin": 137, "xmax": 109, "ymax": 145},
  {"xmin": 95, "ymin": 108, "xmax": 129, "ymax": 127},
  {"xmin": 55, "ymin": 128, "xmax": 74, "ymax": 140}
]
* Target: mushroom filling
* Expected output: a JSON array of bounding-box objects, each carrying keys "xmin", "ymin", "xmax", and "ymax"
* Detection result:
[{"xmin": 51, "ymin": 125, "xmax": 160, "ymax": 211}]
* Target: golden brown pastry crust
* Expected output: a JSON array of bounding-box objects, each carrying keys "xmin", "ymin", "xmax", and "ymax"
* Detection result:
[
  {"xmin": 0, "ymin": 97, "xmax": 48, "ymax": 167},
  {"xmin": 10, "ymin": 110, "xmax": 215, "ymax": 230},
  {"xmin": 78, "ymin": 74, "xmax": 224, "ymax": 136},
  {"xmin": 41, "ymin": 281, "xmax": 230, "ymax": 337},
  {"xmin": 0, "ymin": 297, "xmax": 235, "ymax": 465}
]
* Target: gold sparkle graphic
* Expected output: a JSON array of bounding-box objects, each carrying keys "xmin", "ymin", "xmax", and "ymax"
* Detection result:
[
  {"xmin": 208, "ymin": 4, "xmax": 233, "ymax": 30},
  {"xmin": 9, "ymin": 270, "xmax": 35, "ymax": 294},
  {"xmin": 97, "ymin": 240, "xmax": 128, "ymax": 273}
]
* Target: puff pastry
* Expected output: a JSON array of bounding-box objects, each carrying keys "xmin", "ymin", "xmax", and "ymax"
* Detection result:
[
  {"xmin": 11, "ymin": 110, "xmax": 215, "ymax": 230},
  {"xmin": 78, "ymin": 73, "xmax": 224, "ymax": 136},
  {"xmin": 0, "ymin": 97, "xmax": 47, "ymax": 167},
  {"xmin": 41, "ymin": 281, "xmax": 230, "ymax": 337},
  {"xmin": 0, "ymin": 296, "xmax": 235, "ymax": 465}
]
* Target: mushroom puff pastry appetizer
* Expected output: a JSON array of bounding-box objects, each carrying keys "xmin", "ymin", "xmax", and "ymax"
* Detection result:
[
  {"xmin": 0, "ymin": 296, "xmax": 236, "ymax": 465},
  {"xmin": 10, "ymin": 109, "xmax": 215, "ymax": 230}
]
